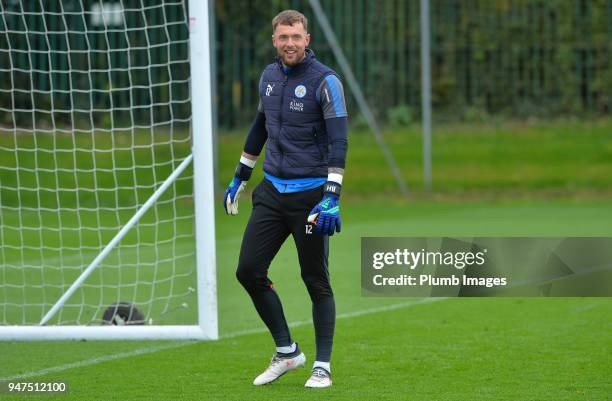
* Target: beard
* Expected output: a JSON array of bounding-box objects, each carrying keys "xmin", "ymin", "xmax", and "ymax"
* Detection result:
[{"xmin": 279, "ymin": 48, "xmax": 305, "ymax": 67}]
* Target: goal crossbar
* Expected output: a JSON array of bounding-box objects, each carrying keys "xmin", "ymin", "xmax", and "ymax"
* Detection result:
[{"xmin": 0, "ymin": 325, "xmax": 211, "ymax": 341}]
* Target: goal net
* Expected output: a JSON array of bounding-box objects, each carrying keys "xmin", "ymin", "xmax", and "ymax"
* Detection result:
[{"xmin": 0, "ymin": 0, "xmax": 217, "ymax": 340}]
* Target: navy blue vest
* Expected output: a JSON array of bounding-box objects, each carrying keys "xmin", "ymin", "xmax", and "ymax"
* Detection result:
[{"xmin": 259, "ymin": 49, "xmax": 337, "ymax": 178}]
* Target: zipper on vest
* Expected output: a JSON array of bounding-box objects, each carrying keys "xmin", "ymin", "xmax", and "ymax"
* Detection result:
[
  {"xmin": 279, "ymin": 74, "xmax": 288, "ymax": 127},
  {"xmin": 278, "ymin": 73, "xmax": 289, "ymax": 158}
]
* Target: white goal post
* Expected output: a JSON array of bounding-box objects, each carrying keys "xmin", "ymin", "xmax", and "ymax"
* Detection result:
[{"xmin": 0, "ymin": 0, "xmax": 217, "ymax": 340}]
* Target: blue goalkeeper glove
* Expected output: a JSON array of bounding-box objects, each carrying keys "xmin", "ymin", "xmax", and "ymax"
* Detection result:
[
  {"xmin": 223, "ymin": 160, "xmax": 253, "ymax": 215},
  {"xmin": 308, "ymin": 182, "xmax": 342, "ymax": 236}
]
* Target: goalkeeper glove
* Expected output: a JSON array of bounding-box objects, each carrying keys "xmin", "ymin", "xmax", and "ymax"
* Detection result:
[
  {"xmin": 308, "ymin": 181, "xmax": 342, "ymax": 236},
  {"xmin": 223, "ymin": 158, "xmax": 254, "ymax": 215}
]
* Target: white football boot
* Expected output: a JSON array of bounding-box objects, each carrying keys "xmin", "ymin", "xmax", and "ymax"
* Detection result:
[
  {"xmin": 304, "ymin": 367, "xmax": 332, "ymax": 388},
  {"xmin": 252, "ymin": 352, "xmax": 306, "ymax": 385}
]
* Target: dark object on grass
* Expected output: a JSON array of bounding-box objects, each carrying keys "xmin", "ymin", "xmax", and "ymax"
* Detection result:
[{"xmin": 102, "ymin": 302, "xmax": 145, "ymax": 325}]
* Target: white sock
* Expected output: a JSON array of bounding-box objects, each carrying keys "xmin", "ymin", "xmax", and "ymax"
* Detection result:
[
  {"xmin": 276, "ymin": 342, "xmax": 296, "ymax": 354},
  {"xmin": 313, "ymin": 361, "xmax": 331, "ymax": 373}
]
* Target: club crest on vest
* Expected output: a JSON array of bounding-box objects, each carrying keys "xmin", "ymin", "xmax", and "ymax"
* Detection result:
[{"xmin": 294, "ymin": 85, "xmax": 307, "ymax": 98}]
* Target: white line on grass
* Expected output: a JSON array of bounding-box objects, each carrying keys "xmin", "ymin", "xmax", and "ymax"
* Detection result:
[{"xmin": 1, "ymin": 298, "xmax": 443, "ymax": 381}]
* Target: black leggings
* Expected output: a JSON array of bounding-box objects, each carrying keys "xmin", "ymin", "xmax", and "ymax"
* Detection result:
[{"xmin": 236, "ymin": 179, "xmax": 335, "ymax": 362}]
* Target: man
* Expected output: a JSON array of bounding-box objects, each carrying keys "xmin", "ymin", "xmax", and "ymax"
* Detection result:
[{"xmin": 222, "ymin": 10, "xmax": 348, "ymax": 389}]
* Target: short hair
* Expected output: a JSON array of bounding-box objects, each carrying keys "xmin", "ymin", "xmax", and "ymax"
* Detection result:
[{"xmin": 272, "ymin": 10, "xmax": 308, "ymax": 33}]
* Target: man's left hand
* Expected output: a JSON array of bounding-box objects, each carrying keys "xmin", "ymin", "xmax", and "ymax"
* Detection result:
[{"xmin": 308, "ymin": 194, "xmax": 341, "ymax": 236}]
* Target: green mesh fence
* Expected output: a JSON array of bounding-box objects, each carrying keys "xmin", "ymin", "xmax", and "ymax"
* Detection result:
[{"xmin": 1, "ymin": 0, "xmax": 610, "ymax": 129}]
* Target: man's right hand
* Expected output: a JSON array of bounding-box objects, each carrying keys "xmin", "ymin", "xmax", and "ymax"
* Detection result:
[
  {"xmin": 223, "ymin": 176, "xmax": 247, "ymax": 215},
  {"xmin": 223, "ymin": 156, "xmax": 256, "ymax": 215}
]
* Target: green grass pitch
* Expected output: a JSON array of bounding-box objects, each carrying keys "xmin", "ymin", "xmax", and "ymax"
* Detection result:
[
  {"xmin": 1, "ymin": 199, "xmax": 611, "ymax": 400},
  {"xmin": 1, "ymin": 120, "xmax": 611, "ymax": 399}
]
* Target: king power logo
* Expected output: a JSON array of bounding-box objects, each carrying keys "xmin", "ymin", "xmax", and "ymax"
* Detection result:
[{"xmin": 289, "ymin": 99, "xmax": 304, "ymax": 112}]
